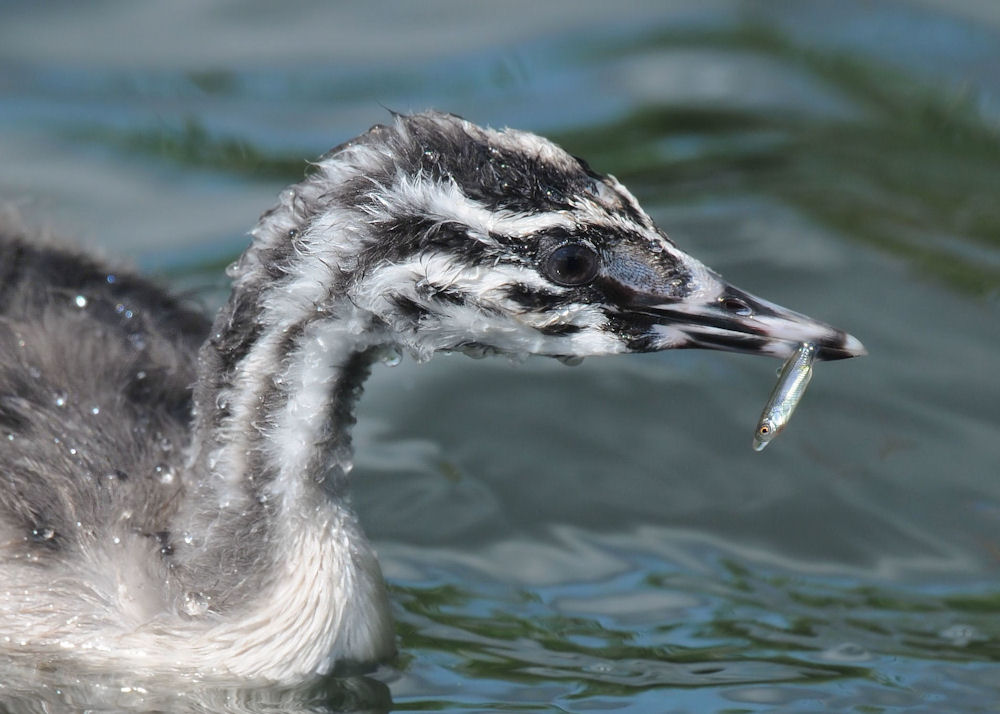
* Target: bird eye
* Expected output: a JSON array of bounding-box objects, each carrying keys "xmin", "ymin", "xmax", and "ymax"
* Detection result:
[{"xmin": 543, "ymin": 244, "xmax": 599, "ymax": 287}]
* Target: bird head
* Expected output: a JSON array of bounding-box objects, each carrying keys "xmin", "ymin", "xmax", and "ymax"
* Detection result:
[{"xmin": 245, "ymin": 111, "xmax": 864, "ymax": 364}]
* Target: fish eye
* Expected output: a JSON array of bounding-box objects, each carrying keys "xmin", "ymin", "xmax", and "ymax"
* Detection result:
[
  {"xmin": 543, "ymin": 243, "xmax": 600, "ymax": 287},
  {"xmin": 758, "ymin": 424, "xmax": 770, "ymax": 435}
]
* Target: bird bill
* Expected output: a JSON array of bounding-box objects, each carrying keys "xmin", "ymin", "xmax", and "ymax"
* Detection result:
[{"xmin": 753, "ymin": 342, "xmax": 817, "ymax": 452}]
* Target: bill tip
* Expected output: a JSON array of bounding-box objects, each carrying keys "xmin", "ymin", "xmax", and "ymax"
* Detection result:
[{"xmin": 844, "ymin": 332, "xmax": 867, "ymax": 357}]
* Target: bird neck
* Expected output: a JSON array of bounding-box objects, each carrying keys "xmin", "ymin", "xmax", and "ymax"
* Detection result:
[
  {"xmin": 175, "ymin": 228, "xmax": 395, "ymax": 611},
  {"xmin": 191, "ymin": 293, "xmax": 387, "ymax": 517}
]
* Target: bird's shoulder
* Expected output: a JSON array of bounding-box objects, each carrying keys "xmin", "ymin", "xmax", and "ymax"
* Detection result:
[{"xmin": 0, "ymin": 226, "xmax": 207, "ymax": 567}]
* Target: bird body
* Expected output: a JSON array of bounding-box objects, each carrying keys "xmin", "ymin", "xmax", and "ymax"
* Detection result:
[
  {"xmin": 0, "ymin": 112, "xmax": 863, "ymax": 685},
  {"xmin": 0, "ymin": 232, "xmax": 393, "ymax": 684}
]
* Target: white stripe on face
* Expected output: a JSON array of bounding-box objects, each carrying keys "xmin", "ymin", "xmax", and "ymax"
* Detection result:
[{"xmin": 363, "ymin": 172, "xmax": 578, "ymax": 241}]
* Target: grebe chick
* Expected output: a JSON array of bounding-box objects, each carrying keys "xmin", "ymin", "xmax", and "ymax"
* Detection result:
[{"xmin": 0, "ymin": 111, "xmax": 864, "ymax": 685}]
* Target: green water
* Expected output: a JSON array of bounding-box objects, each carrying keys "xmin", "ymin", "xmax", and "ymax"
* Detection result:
[{"xmin": 1, "ymin": 1, "xmax": 999, "ymax": 711}]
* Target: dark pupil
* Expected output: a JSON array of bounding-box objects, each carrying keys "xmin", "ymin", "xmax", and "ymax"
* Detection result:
[{"xmin": 547, "ymin": 244, "xmax": 598, "ymax": 286}]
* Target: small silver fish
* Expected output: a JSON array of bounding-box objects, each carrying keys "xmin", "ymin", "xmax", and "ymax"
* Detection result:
[{"xmin": 753, "ymin": 342, "xmax": 817, "ymax": 452}]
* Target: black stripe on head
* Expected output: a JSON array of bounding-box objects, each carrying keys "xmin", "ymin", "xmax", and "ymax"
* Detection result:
[
  {"xmin": 624, "ymin": 333, "xmax": 661, "ymax": 352},
  {"xmin": 514, "ymin": 225, "xmax": 692, "ymax": 304},
  {"xmin": 413, "ymin": 283, "xmax": 454, "ymax": 305},
  {"xmin": 537, "ymin": 322, "xmax": 584, "ymax": 336},
  {"xmin": 502, "ymin": 283, "xmax": 579, "ymax": 311},
  {"xmin": 390, "ymin": 295, "xmax": 433, "ymax": 328},
  {"xmin": 353, "ymin": 218, "xmax": 493, "ymax": 285},
  {"xmin": 401, "ymin": 114, "xmax": 606, "ymax": 215},
  {"xmin": 604, "ymin": 313, "xmax": 661, "ymax": 352},
  {"xmin": 320, "ymin": 112, "xmax": 608, "ymax": 217}
]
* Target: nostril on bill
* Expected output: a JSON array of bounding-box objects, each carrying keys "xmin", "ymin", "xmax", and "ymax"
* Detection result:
[{"xmin": 720, "ymin": 296, "xmax": 753, "ymax": 316}]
